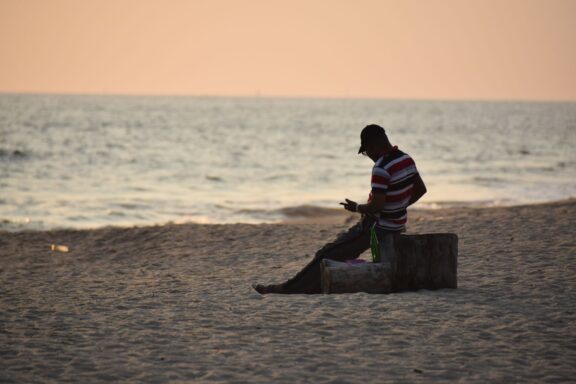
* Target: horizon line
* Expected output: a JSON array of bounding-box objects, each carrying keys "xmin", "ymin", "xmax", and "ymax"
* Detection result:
[{"xmin": 1, "ymin": 90, "xmax": 575, "ymax": 104}]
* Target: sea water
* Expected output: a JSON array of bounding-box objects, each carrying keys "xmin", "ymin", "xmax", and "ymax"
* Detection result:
[{"xmin": 1, "ymin": 94, "xmax": 575, "ymax": 230}]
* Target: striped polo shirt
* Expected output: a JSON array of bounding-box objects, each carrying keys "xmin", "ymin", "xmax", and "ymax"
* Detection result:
[{"xmin": 369, "ymin": 147, "xmax": 419, "ymax": 231}]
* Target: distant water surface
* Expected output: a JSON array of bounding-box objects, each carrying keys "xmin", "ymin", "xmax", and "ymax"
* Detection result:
[{"xmin": 1, "ymin": 94, "xmax": 575, "ymax": 230}]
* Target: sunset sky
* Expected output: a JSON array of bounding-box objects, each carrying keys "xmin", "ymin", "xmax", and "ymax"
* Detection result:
[{"xmin": 0, "ymin": 0, "xmax": 575, "ymax": 101}]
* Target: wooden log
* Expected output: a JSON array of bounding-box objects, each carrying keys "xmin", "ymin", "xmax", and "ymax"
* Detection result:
[
  {"xmin": 321, "ymin": 233, "xmax": 458, "ymax": 294},
  {"xmin": 320, "ymin": 259, "xmax": 393, "ymax": 294},
  {"xmin": 392, "ymin": 233, "xmax": 458, "ymax": 291}
]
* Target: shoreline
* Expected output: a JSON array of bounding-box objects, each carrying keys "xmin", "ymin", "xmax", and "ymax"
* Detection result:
[
  {"xmin": 1, "ymin": 198, "xmax": 575, "ymax": 382},
  {"xmin": 2, "ymin": 197, "xmax": 575, "ymax": 234}
]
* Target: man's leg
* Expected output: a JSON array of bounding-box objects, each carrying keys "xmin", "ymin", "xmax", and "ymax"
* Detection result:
[{"xmin": 255, "ymin": 216, "xmax": 373, "ymax": 294}]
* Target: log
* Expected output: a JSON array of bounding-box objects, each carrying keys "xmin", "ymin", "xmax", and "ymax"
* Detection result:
[
  {"xmin": 320, "ymin": 259, "xmax": 393, "ymax": 294},
  {"xmin": 320, "ymin": 233, "xmax": 458, "ymax": 294}
]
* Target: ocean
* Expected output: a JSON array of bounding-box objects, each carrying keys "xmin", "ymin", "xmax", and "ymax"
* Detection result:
[{"xmin": 1, "ymin": 94, "xmax": 575, "ymax": 231}]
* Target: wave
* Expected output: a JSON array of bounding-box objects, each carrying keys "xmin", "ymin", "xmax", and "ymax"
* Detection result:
[
  {"xmin": 275, "ymin": 205, "xmax": 347, "ymax": 218},
  {"xmin": 235, "ymin": 204, "xmax": 346, "ymax": 219},
  {"xmin": 0, "ymin": 217, "xmax": 46, "ymax": 231},
  {"xmin": 416, "ymin": 198, "xmax": 542, "ymax": 210},
  {"xmin": 236, "ymin": 197, "xmax": 571, "ymax": 222}
]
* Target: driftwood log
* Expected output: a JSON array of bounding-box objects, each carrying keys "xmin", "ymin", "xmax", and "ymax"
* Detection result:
[{"xmin": 320, "ymin": 233, "xmax": 458, "ymax": 294}]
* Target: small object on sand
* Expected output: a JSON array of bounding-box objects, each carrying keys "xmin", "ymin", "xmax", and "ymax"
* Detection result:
[{"xmin": 50, "ymin": 244, "xmax": 69, "ymax": 253}]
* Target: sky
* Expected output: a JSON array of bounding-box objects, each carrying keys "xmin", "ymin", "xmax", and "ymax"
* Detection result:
[{"xmin": 0, "ymin": 0, "xmax": 575, "ymax": 101}]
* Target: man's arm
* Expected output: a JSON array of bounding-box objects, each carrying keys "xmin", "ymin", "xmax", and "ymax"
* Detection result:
[
  {"xmin": 357, "ymin": 193, "xmax": 386, "ymax": 214},
  {"xmin": 408, "ymin": 173, "xmax": 427, "ymax": 206},
  {"xmin": 341, "ymin": 194, "xmax": 386, "ymax": 214},
  {"xmin": 341, "ymin": 173, "xmax": 426, "ymax": 213}
]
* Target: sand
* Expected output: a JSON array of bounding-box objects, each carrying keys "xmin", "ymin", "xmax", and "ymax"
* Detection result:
[{"xmin": 1, "ymin": 200, "xmax": 575, "ymax": 383}]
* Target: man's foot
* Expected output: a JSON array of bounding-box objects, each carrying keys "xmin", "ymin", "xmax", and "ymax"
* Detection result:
[{"xmin": 252, "ymin": 283, "xmax": 285, "ymax": 294}]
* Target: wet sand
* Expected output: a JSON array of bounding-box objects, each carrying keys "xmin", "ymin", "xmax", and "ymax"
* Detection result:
[{"xmin": 1, "ymin": 200, "xmax": 575, "ymax": 383}]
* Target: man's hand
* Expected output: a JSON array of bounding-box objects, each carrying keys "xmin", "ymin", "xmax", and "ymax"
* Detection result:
[{"xmin": 339, "ymin": 198, "xmax": 358, "ymax": 212}]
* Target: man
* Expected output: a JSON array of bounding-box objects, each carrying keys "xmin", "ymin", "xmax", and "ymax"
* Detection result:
[{"xmin": 253, "ymin": 124, "xmax": 427, "ymax": 294}]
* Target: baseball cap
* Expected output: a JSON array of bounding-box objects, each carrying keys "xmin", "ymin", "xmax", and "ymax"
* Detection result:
[{"xmin": 358, "ymin": 124, "xmax": 386, "ymax": 154}]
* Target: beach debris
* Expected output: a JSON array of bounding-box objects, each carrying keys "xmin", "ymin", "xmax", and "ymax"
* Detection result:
[{"xmin": 50, "ymin": 244, "xmax": 70, "ymax": 253}]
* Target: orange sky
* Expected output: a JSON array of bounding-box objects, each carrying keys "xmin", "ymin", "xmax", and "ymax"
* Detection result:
[{"xmin": 0, "ymin": 0, "xmax": 575, "ymax": 100}]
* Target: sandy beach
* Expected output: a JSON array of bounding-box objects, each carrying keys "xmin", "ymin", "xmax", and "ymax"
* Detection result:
[{"xmin": 1, "ymin": 200, "xmax": 575, "ymax": 383}]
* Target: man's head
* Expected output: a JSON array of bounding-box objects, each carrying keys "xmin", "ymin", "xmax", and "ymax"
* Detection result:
[{"xmin": 358, "ymin": 124, "xmax": 391, "ymax": 160}]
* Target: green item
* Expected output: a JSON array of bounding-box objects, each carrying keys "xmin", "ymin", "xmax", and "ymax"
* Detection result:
[{"xmin": 370, "ymin": 224, "xmax": 381, "ymax": 263}]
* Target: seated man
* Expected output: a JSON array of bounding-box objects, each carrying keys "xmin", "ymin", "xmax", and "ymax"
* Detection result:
[{"xmin": 254, "ymin": 124, "xmax": 427, "ymax": 294}]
